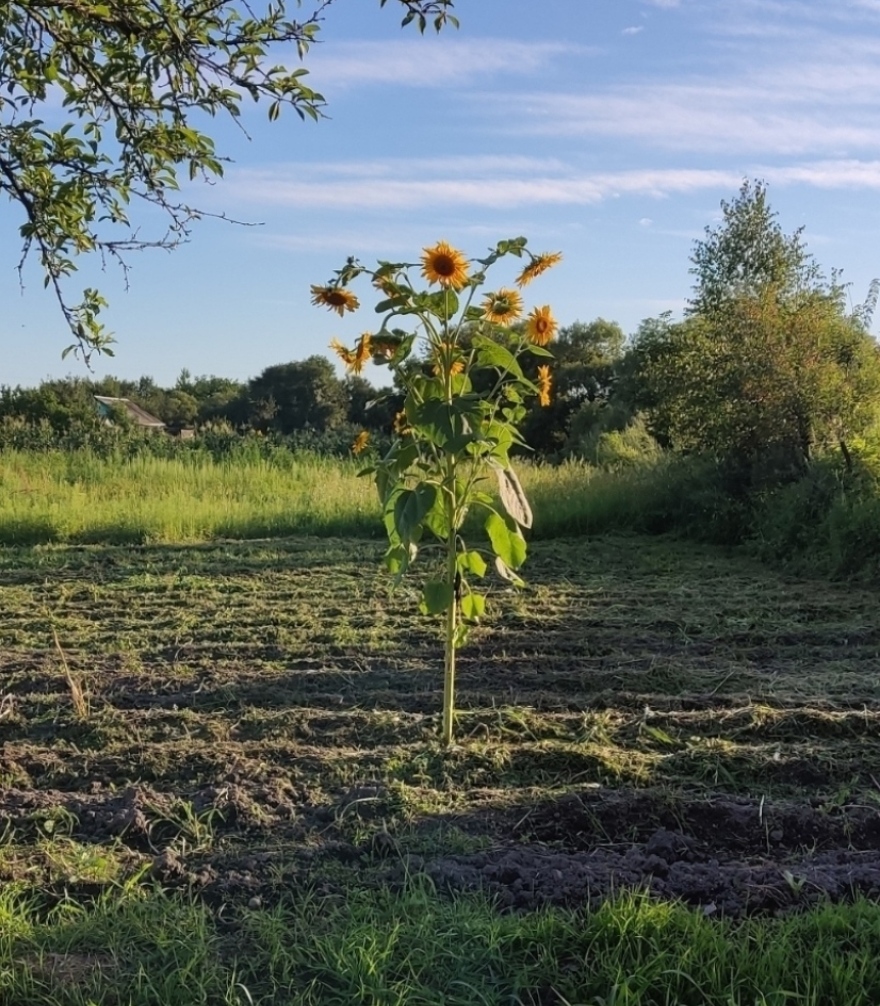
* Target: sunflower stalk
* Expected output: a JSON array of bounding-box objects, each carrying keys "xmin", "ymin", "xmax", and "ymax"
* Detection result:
[
  {"xmin": 313, "ymin": 238, "xmax": 562, "ymax": 746},
  {"xmin": 442, "ymin": 452, "xmax": 458, "ymax": 747}
]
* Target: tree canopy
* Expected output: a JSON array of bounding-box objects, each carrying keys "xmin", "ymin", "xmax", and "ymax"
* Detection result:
[
  {"xmin": 0, "ymin": 0, "xmax": 456, "ymax": 358},
  {"xmin": 635, "ymin": 182, "xmax": 880, "ymax": 475}
]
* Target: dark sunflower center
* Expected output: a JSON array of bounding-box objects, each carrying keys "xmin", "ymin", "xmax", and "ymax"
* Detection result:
[
  {"xmin": 328, "ymin": 290, "xmax": 346, "ymax": 305},
  {"xmin": 434, "ymin": 254, "xmax": 456, "ymax": 276}
]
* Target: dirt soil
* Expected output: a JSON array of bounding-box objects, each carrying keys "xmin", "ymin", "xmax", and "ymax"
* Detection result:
[{"xmin": 2, "ymin": 536, "xmax": 880, "ymax": 918}]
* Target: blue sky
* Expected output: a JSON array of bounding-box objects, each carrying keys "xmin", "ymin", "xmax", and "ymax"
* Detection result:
[{"xmin": 4, "ymin": 0, "xmax": 880, "ymax": 388}]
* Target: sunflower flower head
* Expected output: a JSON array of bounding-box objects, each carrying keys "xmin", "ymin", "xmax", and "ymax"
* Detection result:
[
  {"xmin": 526, "ymin": 305, "xmax": 558, "ymax": 347},
  {"xmin": 371, "ymin": 333, "xmax": 403, "ymax": 362},
  {"xmin": 311, "ymin": 284, "xmax": 360, "ymax": 317},
  {"xmin": 537, "ymin": 365, "xmax": 552, "ymax": 408},
  {"xmin": 351, "ymin": 430, "xmax": 370, "ymax": 455},
  {"xmin": 392, "ymin": 410, "xmax": 411, "ymax": 435},
  {"xmin": 482, "ymin": 287, "xmax": 524, "ymax": 326},
  {"xmin": 421, "ymin": 241, "xmax": 469, "ymax": 290},
  {"xmin": 515, "ymin": 252, "xmax": 563, "ymax": 288},
  {"xmin": 351, "ymin": 332, "xmax": 372, "ymax": 374},
  {"xmin": 373, "ymin": 274, "xmax": 400, "ymax": 297},
  {"xmin": 432, "ymin": 340, "xmax": 465, "ymax": 378},
  {"xmin": 329, "ymin": 337, "xmax": 357, "ymax": 370}
]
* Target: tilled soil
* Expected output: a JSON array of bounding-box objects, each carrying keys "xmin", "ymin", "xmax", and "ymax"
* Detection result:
[{"xmin": 2, "ymin": 535, "xmax": 880, "ymax": 917}]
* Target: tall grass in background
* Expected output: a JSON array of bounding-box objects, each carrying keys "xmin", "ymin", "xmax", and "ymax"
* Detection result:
[
  {"xmin": 0, "ymin": 446, "xmax": 695, "ymax": 546},
  {"xmin": 2, "ymin": 443, "xmax": 879, "ymax": 580},
  {"xmin": 0, "ymin": 449, "xmax": 380, "ymax": 545}
]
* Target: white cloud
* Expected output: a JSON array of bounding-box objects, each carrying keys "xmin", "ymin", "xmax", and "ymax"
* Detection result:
[
  {"xmin": 227, "ymin": 160, "xmax": 737, "ymax": 210},
  {"xmin": 623, "ymin": 26, "xmax": 645, "ymax": 35},
  {"xmin": 226, "ymin": 157, "xmax": 880, "ymax": 214},
  {"xmin": 639, "ymin": 217, "xmax": 654, "ymax": 226},
  {"xmin": 300, "ymin": 38, "xmax": 588, "ymax": 90},
  {"xmin": 481, "ymin": 27, "xmax": 880, "ymax": 158}
]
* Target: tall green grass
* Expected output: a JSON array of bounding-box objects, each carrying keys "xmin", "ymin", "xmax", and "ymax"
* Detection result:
[
  {"xmin": 4, "ymin": 883, "xmax": 880, "ymax": 1005},
  {"xmin": 0, "ymin": 450, "xmax": 381, "ymax": 544},
  {"xmin": 2, "ymin": 447, "xmax": 879, "ymax": 581},
  {"xmin": 0, "ymin": 449, "xmax": 632, "ymax": 546},
  {"xmin": 0, "ymin": 449, "xmax": 691, "ymax": 545}
]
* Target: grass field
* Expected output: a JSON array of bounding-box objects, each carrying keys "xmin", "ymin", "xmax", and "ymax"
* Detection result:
[
  {"xmin": 0, "ymin": 449, "xmax": 696, "ymax": 545},
  {"xmin": 3, "ymin": 531, "xmax": 880, "ymax": 1003}
]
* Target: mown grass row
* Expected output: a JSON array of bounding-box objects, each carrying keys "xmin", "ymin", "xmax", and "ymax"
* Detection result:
[{"xmin": 3, "ymin": 883, "xmax": 880, "ymax": 1006}]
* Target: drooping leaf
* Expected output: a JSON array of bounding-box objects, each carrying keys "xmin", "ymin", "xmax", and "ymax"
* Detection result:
[
  {"xmin": 485, "ymin": 511, "xmax": 527, "ymax": 569},
  {"xmin": 495, "ymin": 466, "xmax": 533, "ymax": 529},
  {"xmin": 494, "ymin": 555, "xmax": 526, "ymax": 588}
]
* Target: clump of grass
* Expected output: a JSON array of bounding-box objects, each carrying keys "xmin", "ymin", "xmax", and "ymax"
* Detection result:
[
  {"xmin": 4, "ymin": 885, "xmax": 880, "ymax": 1005},
  {"xmin": 51, "ymin": 626, "xmax": 89, "ymax": 722}
]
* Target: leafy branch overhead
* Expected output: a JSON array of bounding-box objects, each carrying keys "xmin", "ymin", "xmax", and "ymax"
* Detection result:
[{"xmin": 0, "ymin": 0, "xmax": 457, "ymax": 359}]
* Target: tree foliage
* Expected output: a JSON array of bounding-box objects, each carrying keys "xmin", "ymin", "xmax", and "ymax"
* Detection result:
[
  {"xmin": 0, "ymin": 0, "xmax": 456, "ymax": 358},
  {"xmin": 635, "ymin": 182, "xmax": 880, "ymax": 474}
]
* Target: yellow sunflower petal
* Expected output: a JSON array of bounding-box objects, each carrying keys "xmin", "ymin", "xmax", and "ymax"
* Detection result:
[
  {"xmin": 392, "ymin": 411, "xmax": 411, "ymax": 435},
  {"xmin": 515, "ymin": 252, "xmax": 563, "ymax": 288},
  {"xmin": 311, "ymin": 284, "xmax": 360, "ymax": 317},
  {"xmin": 421, "ymin": 241, "xmax": 470, "ymax": 290},
  {"xmin": 349, "ymin": 332, "xmax": 373, "ymax": 375},
  {"xmin": 537, "ymin": 365, "xmax": 552, "ymax": 407},
  {"xmin": 352, "ymin": 430, "xmax": 370, "ymax": 455},
  {"xmin": 329, "ymin": 338, "xmax": 357, "ymax": 370},
  {"xmin": 526, "ymin": 305, "xmax": 558, "ymax": 347},
  {"xmin": 482, "ymin": 287, "xmax": 524, "ymax": 326}
]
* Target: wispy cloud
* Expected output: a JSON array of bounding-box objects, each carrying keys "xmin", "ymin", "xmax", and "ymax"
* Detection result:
[
  {"xmin": 226, "ymin": 157, "xmax": 880, "ymax": 213},
  {"xmin": 301, "ymin": 37, "xmax": 588, "ymax": 90},
  {"xmin": 482, "ymin": 25, "xmax": 880, "ymax": 158},
  {"xmin": 623, "ymin": 26, "xmax": 645, "ymax": 35}
]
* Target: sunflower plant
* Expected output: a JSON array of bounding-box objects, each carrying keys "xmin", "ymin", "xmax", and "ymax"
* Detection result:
[{"xmin": 312, "ymin": 238, "xmax": 561, "ymax": 746}]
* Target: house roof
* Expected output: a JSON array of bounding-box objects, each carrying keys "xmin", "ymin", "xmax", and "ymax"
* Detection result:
[{"xmin": 94, "ymin": 396, "xmax": 165, "ymax": 428}]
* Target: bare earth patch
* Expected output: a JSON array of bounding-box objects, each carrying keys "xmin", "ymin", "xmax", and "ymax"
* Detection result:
[{"xmin": 2, "ymin": 535, "xmax": 879, "ymax": 917}]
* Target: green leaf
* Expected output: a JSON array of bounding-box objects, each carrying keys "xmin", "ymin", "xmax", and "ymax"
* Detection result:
[
  {"xmin": 452, "ymin": 622, "xmax": 471, "ymax": 648},
  {"xmin": 375, "ymin": 295, "xmax": 412, "ymax": 313},
  {"xmin": 485, "ymin": 511, "xmax": 527, "ymax": 570},
  {"xmin": 423, "ymin": 492, "xmax": 451, "ymax": 541},
  {"xmin": 526, "ymin": 343, "xmax": 555, "ymax": 358},
  {"xmin": 424, "ymin": 289, "xmax": 460, "ymax": 321},
  {"xmin": 461, "ymin": 593, "xmax": 486, "ymax": 621},
  {"xmin": 457, "ymin": 550, "xmax": 488, "ymax": 577},
  {"xmin": 472, "ymin": 336, "xmax": 525, "ymax": 380},
  {"xmin": 384, "ymin": 542, "xmax": 417, "ymax": 578},
  {"xmin": 420, "ymin": 580, "xmax": 454, "ymax": 615},
  {"xmin": 394, "ymin": 482, "xmax": 437, "ymax": 543},
  {"xmin": 407, "ymin": 400, "xmax": 466, "ymax": 450}
]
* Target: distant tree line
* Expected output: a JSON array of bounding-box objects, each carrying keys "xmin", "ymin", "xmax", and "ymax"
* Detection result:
[{"xmin": 3, "ymin": 182, "xmax": 880, "ymax": 485}]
